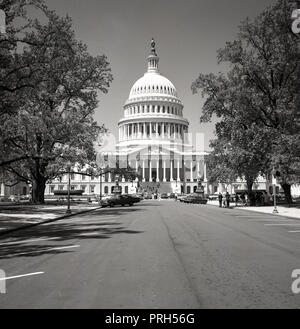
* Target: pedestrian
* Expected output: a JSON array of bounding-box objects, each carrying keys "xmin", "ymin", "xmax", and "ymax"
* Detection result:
[
  {"xmin": 218, "ymin": 193, "xmax": 223, "ymax": 208},
  {"xmin": 245, "ymin": 194, "xmax": 248, "ymax": 206},
  {"xmin": 226, "ymin": 192, "xmax": 230, "ymax": 208}
]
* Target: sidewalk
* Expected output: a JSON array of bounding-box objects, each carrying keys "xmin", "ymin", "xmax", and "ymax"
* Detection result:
[
  {"xmin": 0, "ymin": 202, "xmax": 101, "ymax": 236},
  {"xmin": 207, "ymin": 200, "xmax": 300, "ymax": 219}
]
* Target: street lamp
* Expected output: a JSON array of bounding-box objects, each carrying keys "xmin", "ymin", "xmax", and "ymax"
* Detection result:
[
  {"xmin": 66, "ymin": 164, "xmax": 72, "ymax": 215},
  {"xmin": 272, "ymin": 169, "xmax": 279, "ymax": 214},
  {"xmin": 99, "ymin": 169, "xmax": 103, "ymax": 202}
]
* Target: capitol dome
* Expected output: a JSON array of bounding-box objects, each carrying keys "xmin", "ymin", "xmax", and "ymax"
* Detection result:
[
  {"xmin": 118, "ymin": 39, "xmax": 189, "ymax": 146},
  {"xmin": 128, "ymin": 72, "xmax": 179, "ymax": 100}
]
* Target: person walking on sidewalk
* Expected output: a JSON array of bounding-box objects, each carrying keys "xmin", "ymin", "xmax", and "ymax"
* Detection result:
[
  {"xmin": 226, "ymin": 192, "xmax": 231, "ymax": 208},
  {"xmin": 218, "ymin": 193, "xmax": 223, "ymax": 208}
]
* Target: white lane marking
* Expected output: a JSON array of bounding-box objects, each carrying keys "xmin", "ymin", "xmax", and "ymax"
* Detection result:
[
  {"xmin": 288, "ymin": 231, "xmax": 300, "ymax": 233},
  {"xmin": 0, "ymin": 272, "xmax": 44, "ymax": 281},
  {"xmin": 7, "ymin": 245, "xmax": 80, "ymax": 257},
  {"xmin": 264, "ymin": 224, "xmax": 300, "ymax": 226},
  {"xmin": 0, "ymin": 237, "xmax": 59, "ymax": 246}
]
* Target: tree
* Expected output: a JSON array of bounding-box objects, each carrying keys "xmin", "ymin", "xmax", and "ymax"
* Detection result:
[
  {"xmin": 192, "ymin": 0, "xmax": 300, "ymax": 204},
  {"xmin": 0, "ymin": 0, "xmax": 49, "ymax": 167},
  {"xmin": 1, "ymin": 8, "xmax": 113, "ymax": 203}
]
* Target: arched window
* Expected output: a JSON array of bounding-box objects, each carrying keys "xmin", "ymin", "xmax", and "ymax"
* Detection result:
[
  {"xmin": 111, "ymin": 186, "xmax": 114, "ymax": 194},
  {"xmin": 194, "ymin": 186, "xmax": 197, "ymax": 193},
  {"xmin": 104, "ymin": 186, "xmax": 109, "ymax": 194},
  {"xmin": 125, "ymin": 186, "xmax": 129, "ymax": 194},
  {"xmin": 187, "ymin": 186, "xmax": 191, "ymax": 194}
]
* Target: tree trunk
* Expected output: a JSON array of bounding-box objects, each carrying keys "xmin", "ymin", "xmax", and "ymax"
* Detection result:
[
  {"xmin": 281, "ymin": 183, "xmax": 293, "ymax": 206},
  {"xmin": 31, "ymin": 177, "xmax": 46, "ymax": 204},
  {"xmin": 246, "ymin": 180, "xmax": 256, "ymax": 207}
]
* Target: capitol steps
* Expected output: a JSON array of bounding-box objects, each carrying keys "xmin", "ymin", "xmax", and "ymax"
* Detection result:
[{"xmin": 140, "ymin": 182, "xmax": 173, "ymax": 194}]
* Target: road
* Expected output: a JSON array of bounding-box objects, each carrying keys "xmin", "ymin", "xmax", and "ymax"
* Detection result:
[{"xmin": 0, "ymin": 201, "xmax": 300, "ymax": 309}]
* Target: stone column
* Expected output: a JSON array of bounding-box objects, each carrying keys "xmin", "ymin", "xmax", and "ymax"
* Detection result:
[
  {"xmin": 170, "ymin": 161, "xmax": 174, "ymax": 182},
  {"xmin": 142, "ymin": 160, "xmax": 146, "ymax": 182},
  {"xmin": 163, "ymin": 161, "xmax": 167, "ymax": 182},
  {"xmin": 108, "ymin": 172, "xmax": 112, "ymax": 183},
  {"xmin": 150, "ymin": 122, "xmax": 152, "ymax": 139},
  {"xmin": 156, "ymin": 123, "xmax": 159, "ymax": 139},
  {"xmin": 156, "ymin": 160, "xmax": 160, "ymax": 182},
  {"xmin": 162, "ymin": 123, "xmax": 165, "ymax": 138},
  {"xmin": 190, "ymin": 161, "xmax": 193, "ymax": 182},
  {"xmin": 149, "ymin": 161, "xmax": 152, "ymax": 182},
  {"xmin": 177, "ymin": 160, "xmax": 180, "ymax": 181},
  {"xmin": 144, "ymin": 123, "xmax": 146, "ymax": 139}
]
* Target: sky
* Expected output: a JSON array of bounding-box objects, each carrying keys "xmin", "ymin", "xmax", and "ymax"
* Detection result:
[{"xmin": 45, "ymin": 0, "xmax": 276, "ymax": 150}]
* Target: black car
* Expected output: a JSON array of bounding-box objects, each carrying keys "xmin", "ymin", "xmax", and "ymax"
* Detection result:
[
  {"xmin": 106, "ymin": 194, "xmax": 140, "ymax": 207},
  {"xmin": 184, "ymin": 193, "xmax": 208, "ymax": 205},
  {"xmin": 161, "ymin": 193, "xmax": 168, "ymax": 199}
]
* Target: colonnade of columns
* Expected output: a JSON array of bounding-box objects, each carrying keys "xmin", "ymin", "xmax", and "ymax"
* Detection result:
[
  {"xmin": 129, "ymin": 160, "xmax": 207, "ymax": 183},
  {"xmin": 119, "ymin": 122, "xmax": 188, "ymax": 141},
  {"xmin": 124, "ymin": 104, "xmax": 183, "ymax": 117}
]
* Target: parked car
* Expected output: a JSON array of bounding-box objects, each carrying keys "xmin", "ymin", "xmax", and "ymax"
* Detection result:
[
  {"xmin": 161, "ymin": 193, "xmax": 169, "ymax": 199},
  {"xmin": 184, "ymin": 193, "xmax": 208, "ymax": 205},
  {"xmin": 169, "ymin": 193, "xmax": 176, "ymax": 199},
  {"xmin": 208, "ymin": 194, "xmax": 219, "ymax": 201},
  {"xmin": 104, "ymin": 194, "xmax": 140, "ymax": 207},
  {"xmin": 143, "ymin": 193, "xmax": 153, "ymax": 200},
  {"xmin": 178, "ymin": 194, "xmax": 188, "ymax": 202},
  {"xmin": 125, "ymin": 194, "xmax": 141, "ymax": 203},
  {"xmin": 20, "ymin": 195, "xmax": 30, "ymax": 201},
  {"xmin": 99, "ymin": 195, "xmax": 115, "ymax": 208}
]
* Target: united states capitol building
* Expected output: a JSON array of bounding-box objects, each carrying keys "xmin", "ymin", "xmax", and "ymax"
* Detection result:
[
  {"xmin": 44, "ymin": 40, "xmax": 209, "ymax": 197},
  {"xmin": 41, "ymin": 40, "xmax": 299, "ymax": 199}
]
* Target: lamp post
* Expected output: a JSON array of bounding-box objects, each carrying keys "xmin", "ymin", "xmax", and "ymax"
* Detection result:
[
  {"xmin": 272, "ymin": 169, "xmax": 279, "ymax": 214},
  {"xmin": 99, "ymin": 169, "xmax": 103, "ymax": 202},
  {"xmin": 66, "ymin": 165, "xmax": 72, "ymax": 215}
]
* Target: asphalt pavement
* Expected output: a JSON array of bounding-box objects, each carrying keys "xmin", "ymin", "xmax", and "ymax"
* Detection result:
[{"xmin": 0, "ymin": 201, "xmax": 300, "ymax": 309}]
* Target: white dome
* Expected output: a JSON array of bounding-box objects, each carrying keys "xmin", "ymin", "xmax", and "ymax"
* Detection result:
[{"xmin": 128, "ymin": 72, "xmax": 179, "ymax": 100}]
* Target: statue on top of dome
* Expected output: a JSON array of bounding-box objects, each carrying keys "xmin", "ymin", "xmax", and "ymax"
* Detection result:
[{"xmin": 151, "ymin": 38, "xmax": 157, "ymax": 56}]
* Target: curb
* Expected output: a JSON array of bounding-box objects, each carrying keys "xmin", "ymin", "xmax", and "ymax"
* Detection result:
[
  {"xmin": 207, "ymin": 202, "xmax": 300, "ymax": 221},
  {"xmin": 233, "ymin": 206, "xmax": 300, "ymax": 221},
  {"xmin": 0, "ymin": 206, "xmax": 102, "ymax": 238}
]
